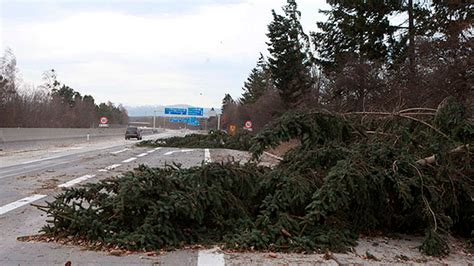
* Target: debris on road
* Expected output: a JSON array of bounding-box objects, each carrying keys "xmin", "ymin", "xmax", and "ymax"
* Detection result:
[
  {"xmin": 35, "ymin": 98, "xmax": 473, "ymax": 259},
  {"xmin": 138, "ymin": 130, "xmax": 253, "ymax": 151}
]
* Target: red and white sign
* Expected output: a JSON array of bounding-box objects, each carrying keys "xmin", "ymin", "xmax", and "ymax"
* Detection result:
[
  {"xmin": 244, "ymin": 120, "xmax": 252, "ymax": 129},
  {"xmin": 100, "ymin": 116, "xmax": 108, "ymax": 124}
]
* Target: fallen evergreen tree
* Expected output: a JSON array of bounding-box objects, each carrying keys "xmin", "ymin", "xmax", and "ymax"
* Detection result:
[
  {"xmin": 138, "ymin": 130, "xmax": 253, "ymax": 151},
  {"xmin": 37, "ymin": 98, "xmax": 473, "ymax": 256}
]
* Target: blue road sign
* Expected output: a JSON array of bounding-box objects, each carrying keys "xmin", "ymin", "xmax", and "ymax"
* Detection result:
[
  {"xmin": 188, "ymin": 107, "xmax": 204, "ymax": 116},
  {"xmin": 165, "ymin": 107, "xmax": 187, "ymax": 115},
  {"xmin": 169, "ymin": 118, "xmax": 184, "ymax": 123},
  {"xmin": 187, "ymin": 117, "xmax": 199, "ymax": 126},
  {"xmin": 169, "ymin": 117, "xmax": 200, "ymax": 126}
]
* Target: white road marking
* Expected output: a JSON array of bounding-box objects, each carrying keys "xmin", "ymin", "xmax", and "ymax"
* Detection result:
[
  {"xmin": 164, "ymin": 149, "xmax": 195, "ymax": 156},
  {"xmin": 147, "ymin": 147, "xmax": 162, "ymax": 154},
  {"xmin": 52, "ymin": 147, "xmax": 83, "ymax": 153},
  {"xmin": 58, "ymin": 174, "xmax": 95, "ymax": 188},
  {"xmin": 106, "ymin": 164, "xmax": 121, "ymax": 170},
  {"xmin": 21, "ymin": 155, "xmax": 63, "ymax": 165},
  {"xmin": 197, "ymin": 248, "xmax": 225, "ymax": 266},
  {"xmin": 122, "ymin": 157, "xmax": 137, "ymax": 163},
  {"xmin": 0, "ymin": 194, "xmax": 47, "ymax": 215},
  {"xmin": 204, "ymin": 149, "xmax": 211, "ymax": 163},
  {"xmin": 99, "ymin": 164, "xmax": 122, "ymax": 172},
  {"xmin": 111, "ymin": 148, "xmax": 129, "ymax": 155},
  {"xmin": 137, "ymin": 152, "xmax": 148, "ymax": 157}
]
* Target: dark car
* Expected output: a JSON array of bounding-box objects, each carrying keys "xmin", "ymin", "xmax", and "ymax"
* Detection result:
[{"xmin": 125, "ymin": 126, "xmax": 142, "ymax": 140}]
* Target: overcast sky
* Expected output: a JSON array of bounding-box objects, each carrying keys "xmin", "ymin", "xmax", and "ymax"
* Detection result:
[{"xmin": 0, "ymin": 0, "xmax": 328, "ymax": 108}]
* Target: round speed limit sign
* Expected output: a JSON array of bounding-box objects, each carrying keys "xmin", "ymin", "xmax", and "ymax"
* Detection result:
[
  {"xmin": 244, "ymin": 120, "xmax": 252, "ymax": 129},
  {"xmin": 100, "ymin": 116, "xmax": 108, "ymax": 124}
]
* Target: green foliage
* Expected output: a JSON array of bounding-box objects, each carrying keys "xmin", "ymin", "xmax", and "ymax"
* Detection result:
[
  {"xmin": 266, "ymin": 0, "xmax": 313, "ymax": 108},
  {"xmin": 420, "ymin": 230, "xmax": 450, "ymax": 257},
  {"xmin": 431, "ymin": 1, "xmax": 473, "ymax": 40},
  {"xmin": 221, "ymin": 94, "xmax": 235, "ymax": 114},
  {"xmin": 241, "ymin": 54, "xmax": 273, "ymax": 105},
  {"xmin": 38, "ymin": 100, "xmax": 473, "ymax": 256},
  {"xmin": 96, "ymin": 102, "xmax": 128, "ymax": 125},
  {"xmin": 248, "ymin": 100, "xmax": 473, "ymax": 256},
  {"xmin": 38, "ymin": 163, "xmax": 267, "ymax": 250},
  {"xmin": 313, "ymin": 0, "xmax": 432, "ymax": 70},
  {"xmin": 52, "ymin": 85, "xmax": 81, "ymax": 107},
  {"xmin": 138, "ymin": 130, "xmax": 254, "ymax": 151}
]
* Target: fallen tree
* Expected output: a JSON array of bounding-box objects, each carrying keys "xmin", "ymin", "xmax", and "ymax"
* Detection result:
[
  {"xmin": 138, "ymin": 130, "xmax": 253, "ymax": 151},
  {"xmin": 37, "ymin": 98, "xmax": 473, "ymax": 256}
]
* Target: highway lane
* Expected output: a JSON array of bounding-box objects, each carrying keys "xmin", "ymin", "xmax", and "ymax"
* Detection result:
[
  {"xmin": 1, "ymin": 135, "xmax": 461, "ymax": 265},
  {"xmin": 0, "ymin": 130, "xmax": 213, "ymax": 265},
  {"xmin": 0, "ymin": 131, "xmax": 178, "ymax": 207}
]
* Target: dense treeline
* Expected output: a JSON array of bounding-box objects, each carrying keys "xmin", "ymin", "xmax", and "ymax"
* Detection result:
[
  {"xmin": 0, "ymin": 49, "xmax": 128, "ymax": 128},
  {"xmin": 222, "ymin": 0, "xmax": 473, "ymax": 132}
]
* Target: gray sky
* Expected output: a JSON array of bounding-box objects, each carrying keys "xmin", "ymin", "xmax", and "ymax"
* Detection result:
[{"xmin": 0, "ymin": 0, "xmax": 328, "ymax": 108}]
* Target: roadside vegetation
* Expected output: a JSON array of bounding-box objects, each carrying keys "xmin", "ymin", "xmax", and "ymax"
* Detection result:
[
  {"xmin": 34, "ymin": 0, "xmax": 472, "ymax": 258},
  {"xmin": 138, "ymin": 130, "xmax": 253, "ymax": 151},
  {"xmin": 0, "ymin": 55, "xmax": 128, "ymax": 128}
]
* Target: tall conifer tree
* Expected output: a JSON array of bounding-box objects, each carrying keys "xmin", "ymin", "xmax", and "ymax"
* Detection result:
[
  {"xmin": 266, "ymin": 0, "xmax": 313, "ymax": 108},
  {"xmin": 241, "ymin": 54, "xmax": 272, "ymax": 105}
]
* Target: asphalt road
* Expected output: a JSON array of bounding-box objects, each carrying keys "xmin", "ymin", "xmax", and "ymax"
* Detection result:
[
  {"xmin": 0, "ymin": 130, "xmax": 221, "ymax": 266},
  {"xmin": 1, "ymin": 131, "xmax": 469, "ymax": 265}
]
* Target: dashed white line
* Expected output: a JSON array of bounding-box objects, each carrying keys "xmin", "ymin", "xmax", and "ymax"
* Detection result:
[
  {"xmin": 147, "ymin": 147, "xmax": 162, "ymax": 154},
  {"xmin": 21, "ymin": 155, "xmax": 63, "ymax": 165},
  {"xmin": 204, "ymin": 149, "xmax": 211, "ymax": 163},
  {"xmin": 58, "ymin": 174, "xmax": 96, "ymax": 188},
  {"xmin": 111, "ymin": 148, "xmax": 129, "ymax": 155},
  {"xmin": 164, "ymin": 149, "xmax": 195, "ymax": 156},
  {"xmin": 0, "ymin": 194, "xmax": 47, "ymax": 215},
  {"xmin": 137, "ymin": 152, "xmax": 148, "ymax": 158},
  {"xmin": 122, "ymin": 157, "xmax": 137, "ymax": 163},
  {"xmin": 197, "ymin": 248, "xmax": 225, "ymax": 266},
  {"xmin": 99, "ymin": 164, "xmax": 122, "ymax": 172}
]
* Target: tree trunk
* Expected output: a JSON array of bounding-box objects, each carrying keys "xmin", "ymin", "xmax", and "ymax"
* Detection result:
[{"xmin": 408, "ymin": 0, "xmax": 415, "ymax": 75}]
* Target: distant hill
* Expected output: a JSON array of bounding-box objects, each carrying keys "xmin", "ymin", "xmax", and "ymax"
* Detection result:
[{"xmin": 125, "ymin": 105, "xmax": 221, "ymax": 117}]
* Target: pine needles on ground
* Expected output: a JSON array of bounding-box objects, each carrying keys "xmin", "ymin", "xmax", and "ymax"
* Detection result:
[{"xmin": 37, "ymin": 98, "xmax": 473, "ymax": 256}]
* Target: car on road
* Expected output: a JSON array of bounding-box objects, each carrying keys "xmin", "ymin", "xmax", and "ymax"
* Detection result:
[{"xmin": 125, "ymin": 126, "xmax": 142, "ymax": 140}]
